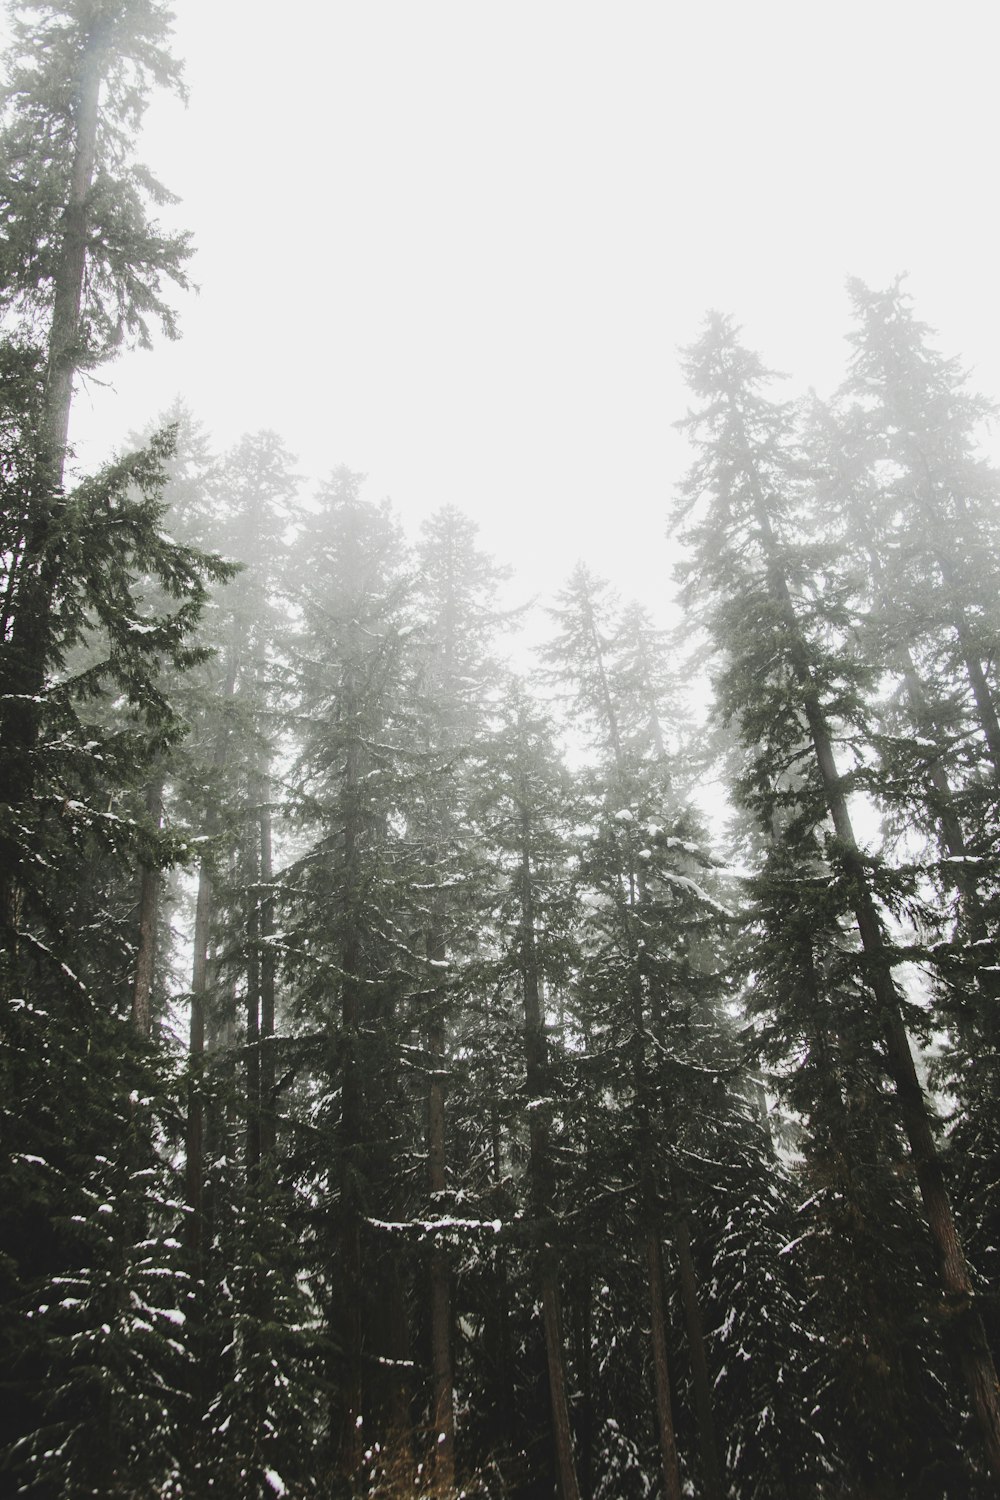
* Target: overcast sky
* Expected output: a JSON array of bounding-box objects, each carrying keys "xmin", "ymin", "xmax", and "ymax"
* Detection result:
[{"xmin": 53, "ymin": 0, "xmax": 1000, "ymax": 618}]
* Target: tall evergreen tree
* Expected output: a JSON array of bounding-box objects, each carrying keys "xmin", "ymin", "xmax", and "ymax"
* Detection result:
[
  {"xmin": 0, "ymin": 0, "xmax": 191, "ymax": 914},
  {"xmin": 282, "ymin": 469, "xmax": 424, "ymax": 1484},
  {"xmin": 473, "ymin": 687, "xmax": 583, "ymax": 1500},
  {"xmin": 409, "ymin": 504, "xmax": 509, "ymax": 1490},
  {"xmin": 675, "ymin": 310, "xmax": 1000, "ymax": 1490}
]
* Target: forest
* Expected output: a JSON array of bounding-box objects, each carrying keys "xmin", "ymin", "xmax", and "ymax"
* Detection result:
[{"xmin": 3, "ymin": 3, "xmax": 1000, "ymax": 1498}]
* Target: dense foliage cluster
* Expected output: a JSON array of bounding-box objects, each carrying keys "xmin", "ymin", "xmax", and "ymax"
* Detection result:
[{"xmin": 3, "ymin": 5, "xmax": 1000, "ymax": 1497}]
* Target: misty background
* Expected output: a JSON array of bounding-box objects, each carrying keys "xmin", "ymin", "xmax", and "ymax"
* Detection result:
[{"xmin": 11, "ymin": 0, "xmax": 999, "ymax": 613}]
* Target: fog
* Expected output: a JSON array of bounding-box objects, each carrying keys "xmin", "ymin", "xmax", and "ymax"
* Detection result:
[{"xmin": 58, "ymin": 0, "xmax": 1000, "ymax": 612}]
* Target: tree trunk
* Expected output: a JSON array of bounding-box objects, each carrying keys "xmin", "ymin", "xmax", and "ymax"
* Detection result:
[
  {"xmin": 486, "ymin": 1094, "xmax": 517, "ymax": 1456},
  {"xmin": 185, "ymin": 851, "xmax": 212, "ymax": 1259},
  {"xmin": 245, "ymin": 835, "xmax": 262, "ymax": 1175},
  {"xmin": 339, "ymin": 947, "xmax": 364, "ymax": 1477},
  {"xmin": 185, "ymin": 658, "xmax": 238, "ymax": 1258},
  {"xmin": 541, "ymin": 1255, "xmax": 582, "ymax": 1500},
  {"xmin": 383, "ymin": 1252, "xmax": 416, "ymax": 1476},
  {"xmin": 571, "ymin": 1267, "xmax": 594, "ymax": 1500},
  {"xmin": 338, "ymin": 685, "xmax": 365, "ymax": 1475},
  {"xmin": 646, "ymin": 1230, "xmax": 684, "ymax": 1500},
  {"xmin": 427, "ymin": 1006, "xmax": 455, "ymax": 1489},
  {"xmin": 674, "ymin": 1205, "xmax": 724, "ymax": 1500},
  {"xmin": 131, "ymin": 779, "xmax": 164, "ymax": 1037},
  {"xmin": 258, "ymin": 779, "xmax": 277, "ymax": 1161}
]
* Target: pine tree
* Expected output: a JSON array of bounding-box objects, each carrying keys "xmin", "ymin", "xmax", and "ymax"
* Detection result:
[
  {"xmin": 0, "ymin": 14, "xmax": 238, "ymax": 1487},
  {"xmin": 282, "ymin": 470, "xmax": 424, "ymax": 1483},
  {"xmin": 408, "ymin": 504, "xmax": 509, "ymax": 1489},
  {"xmin": 0, "ymin": 0, "xmax": 191, "ymax": 916},
  {"xmin": 471, "ymin": 686, "xmax": 584, "ymax": 1500},
  {"xmin": 675, "ymin": 310, "xmax": 1000, "ymax": 1489},
  {"xmin": 0, "ymin": 426, "xmax": 232, "ymax": 1494},
  {"xmin": 542, "ymin": 564, "xmax": 813, "ymax": 1499},
  {"xmin": 815, "ymin": 281, "xmax": 1000, "ymax": 1449}
]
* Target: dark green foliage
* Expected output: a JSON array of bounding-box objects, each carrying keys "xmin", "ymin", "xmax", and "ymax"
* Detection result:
[
  {"xmin": 0, "ymin": 1011, "xmax": 191, "ymax": 1497},
  {"xmin": 675, "ymin": 307, "xmax": 995, "ymax": 1495},
  {"xmin": 0, "ymin": 0, "xmax": 190, "ymax": 356},
  {"xmin": 5, "ymin": 13, "xmax": 1000, "ymax": 1481}
]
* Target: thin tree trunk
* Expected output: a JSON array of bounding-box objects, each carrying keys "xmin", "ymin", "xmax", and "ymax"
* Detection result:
[
  {"xmin": 541, "ymin": 1256, "xmax": 581, "ymax": 1500},
  {"xmin": 487, "ymin": 1093, "xmax": 517, "ymax": 1456},
  {"xmin": 185, "ymin": 656, "xmax": 238, "ymax": 1258},
  {"xmin": 185, "ymin": 851, "xmax": 212, "ymax": 1258},
  {"xmin": 751, "ymin": 492, "xmax": 1000, "ymax": 1482},
  {"xmin": 646, "ymin": 1230, "xmax": 684, "ymax": 1500},
  {"xmin": 574, "ymin": 1270, "xmax": 594, "ymax": 1500},
  {"xmin": 131, "ymin": 778, "xmax": 164, "ymax": 1037},
  {"xmin": 338, "ymin": 683, "xmax": 365, "ymax": 1475},
  {"xmin": 339, "ymin": 942, "xmax": 364, "ymax": 1476},
  {"xmin": 0, "ymin": 520, "xmax": 27, "ymax": 646},
  {"xmin": 427, "ymin": 1005, "xmax": 455, "ymax": 1489},
  {"xmin": 258, "ymin": 779, "xmax": 277, "ymax": 1161},
  {"xmin": 384, "ymin": 1253, "xmax": 416, "ymax": 1474},
  {"xmin": 673, "ymin": 1205, "xmax": 724, "ymax": 1500},
  {"xmin": 245, "ymin": 834, "xmax": 262, "ymax": 1174}
]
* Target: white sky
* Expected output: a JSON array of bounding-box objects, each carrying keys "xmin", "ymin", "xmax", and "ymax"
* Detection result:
[{"xmin": 51, "ymin": 0, "xmax": 1000, "ymax": 623}]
